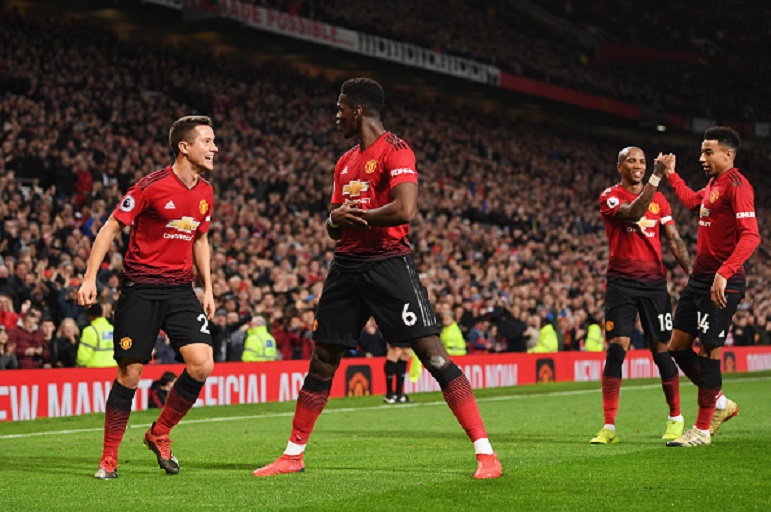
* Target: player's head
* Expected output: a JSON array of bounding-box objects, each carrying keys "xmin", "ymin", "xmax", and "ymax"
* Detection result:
[
  {"xmin": 616, "ymin": 146, "xmax": 646, "ymax": 186},
  {"xmin": 337, "ymin": 78, "xmax": 385, "ymax": 138},
  {"xmin": 169, "ymin": 115, "xmax": 217, "ymax": 171},
  {"xmin": 701, "ymin": 126, "xmax": 739, "ymax": 177}
]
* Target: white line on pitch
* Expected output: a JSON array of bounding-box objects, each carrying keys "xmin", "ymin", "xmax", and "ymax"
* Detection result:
[{"xmin": 1, "ymin": 375, "xmax": 768, "ymax": 440}]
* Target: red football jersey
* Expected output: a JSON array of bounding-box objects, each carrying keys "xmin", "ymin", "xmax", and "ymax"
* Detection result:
[
  {"xmin": 112, "ymin": 166, "xmax": 214, "ymax": 285},
  {"xmin": 599, "ymin": 183, "xmax": 674, "ymax": 284},
  {"xmin": 668, "ymin": 168, "xmax": 760, "ymax": 280},
  {"xmin": 331, "ymin": 132, "xmax": 418, "ymax": 258}
]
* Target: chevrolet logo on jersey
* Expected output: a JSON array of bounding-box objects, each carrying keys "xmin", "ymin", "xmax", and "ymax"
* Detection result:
[
  {"xmin": 343, "ymin": 180, "xmax": 370, "ymax": 197},
  {"xmin": 631, "ymin": 217, "xmax": 657, "ymax": 237},
  {"xmin": 166, "ymin": 216, "xmax": 200, "ymax": 233},
  {"xmin": 700, "ymin": 205, "xmax": 711, "ymax": 217}
]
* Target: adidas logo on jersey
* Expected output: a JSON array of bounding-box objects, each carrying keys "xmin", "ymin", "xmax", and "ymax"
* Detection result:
[
  {"xmin": 341, "ymin": 167, "xmax": 349, "ymax": 175},
  {"xmin": 164, "ymin": 200, "xmax": 176, "ymax": 210}
]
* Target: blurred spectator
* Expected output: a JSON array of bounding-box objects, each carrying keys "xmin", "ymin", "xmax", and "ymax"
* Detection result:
[
  {"xmin": 11, "ymin": 308, "xmax": 50, "ymax": 369},
  {"xmin": 49, "ymin": 317, "xmax": 80, "ymax": 368},
  {"xmin": 152, "ymin": 332, "xmax": 177, "ymax": 365},
  {"xmin": 731, "ymin": 313, "xmax": 756, "ymax": 346},
  {"xmin": 148, "ymin": 371, "xmax": 177, "ymax": 409},
  {"xmin": 356, "ymin": 318, "xmax": 387, "ymax": 357},
  {"xmin": 440, "ymin": 311, "xmax": 467, "ymax": 356},
  {"xmin": 0, "ymin": 325, "xmax": 19, "ymax": 370},
  {"xmin": 0, "ymin": 290, "xmax": 20, "ymax": 332},
  {"xmin": 223, "ymin": 311, "xmax": 248, "ymax": 362},
  {"xmin": 491, "ymin": 306, "xmax": 527, "ymax": 353},
  {"xmin": 582, "ymin": 316, "xmax": 604, "ymax": 352},
  {"xmin": 76, "ymin": 304, "xmax": 116, "ymax": 368},
  {"xmin": 529, "ymin": 314, "xmax": 559, "ymax": 353},
  {"xmin": 242, "ymin": 316, "xmax": 279, "ymax": 362}
]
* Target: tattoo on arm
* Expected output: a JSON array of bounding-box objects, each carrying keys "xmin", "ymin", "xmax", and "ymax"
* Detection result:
[
  {"xmin": 617, "ymin": 185, "xmax": 656, "ymax": 221},
  {"xmin": 665, "ymin": 226, "xmax": 691, "ymax": 274}
]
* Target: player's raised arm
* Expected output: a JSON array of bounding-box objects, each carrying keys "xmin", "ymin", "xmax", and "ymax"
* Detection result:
[{"xmin": 615, "ymin": 154, "xmax": 668, "ymax": 221}]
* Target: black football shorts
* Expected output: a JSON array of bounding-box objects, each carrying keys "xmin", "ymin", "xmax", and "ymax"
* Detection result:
[
  {"xmin": 112, "ymin": 285, "xmax": 213, "ymax": 363},
  {"xmin": 673, "ymin": 277, "xmax": 744, "ymax": 348},
  {"xmin": 313, "ymin": 255, "xmax": 441, "ymax": 348},
  {"xmin": 604, "ymin": 281, "xmax": 673, "ymax": 346}
]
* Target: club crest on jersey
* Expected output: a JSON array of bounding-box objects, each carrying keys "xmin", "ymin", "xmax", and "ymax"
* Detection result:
[
  {"xmin": 120, "ymin": 195, "xmax": 136, "ymax": 212},
  {"xmin": 648, "ymin": 202, "xmax": 660, "ymax": 214},
  {"xmin": 313, "ymin": 319, "xmax": 318, "ymax": 332},
  {"xmin": 119, "ymin": 337, "xmax": 132, "ymax": 350},
  {"xmin": 365, "ymin": 159, "xmax": 378, "ymax": 174},
  {"xmin": 199, "ymin": 200, "xmax": 209, "ymax": 215},
  {"xmin": 343, "ymin": 180, "xmax": 370, "ymax": 197},
  {"xmin": 605, "ymin": 321, "xmax": 614, "ymax": 331},
  {"xmin": 709, "ymin": 190, "xmax": 720, "ymax": 203},
  {"xmin": 166, "ymin": 216, "xmax": 200, "ymax": 233}
]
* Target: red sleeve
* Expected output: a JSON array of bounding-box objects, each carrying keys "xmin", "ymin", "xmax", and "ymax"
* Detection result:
[
  {"xmin": 718, "ymin": 179, "xmax": 761, "ymax": 279},
  {"xmin": 385, "ymin": 147, "xmax": 418, "ymax": 188},
  {"xmin": 331, "ymin": 155, "xmax": 346, "ymax": 204},
  {"xmin": 112, "ymin": 183, "xmax": 148, "ymax": 226},
  {"xmin": 198, "ymin": 187, "xmax": 214, "ymax": 234},
  {"xmin": 659, "ymin": 193, "xmax": 674, "ymax": 226},
  {"xmin": 667, "ymin": 172, "xmax": 704, "ymax": 211},
  {"xmin": 598, "ymin": 187, "xmax": 623, "ymax": 220}
]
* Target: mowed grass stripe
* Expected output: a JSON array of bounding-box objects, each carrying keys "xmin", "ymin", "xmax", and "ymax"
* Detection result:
[{"xmin": 2, "ymin": 374, "xmax": 769, "ymax": 440}]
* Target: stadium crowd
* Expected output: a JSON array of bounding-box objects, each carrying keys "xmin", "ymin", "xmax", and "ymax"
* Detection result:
[
  {"xmin": 0, "ymin": 9, "xmax": 769, "ymax": 369},
  {"xmin": 275, "ymin": 0, "xmax": 769, "ymax": 121}
]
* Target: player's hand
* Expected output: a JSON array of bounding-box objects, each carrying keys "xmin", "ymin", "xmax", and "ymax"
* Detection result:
[
  {"xmin": 331, "ymin": 200, "xmax": 368, "ymax": 228},
  {"xmin": 202, "ymin": 289, "xmax": 216, "ymax": 320},
  {"xmin": 78, "ymin": 280, "xmax": 97, "ymax": 306},
  {"xmin": 653, "ymin": 153, "xmax": 675, "ymax": 178},
  {"xmin": 711, "ymin": 273, "xmax": 728, "ymax": 310}
]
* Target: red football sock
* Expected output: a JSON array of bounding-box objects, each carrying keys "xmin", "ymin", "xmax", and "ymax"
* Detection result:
[
  {"xmin": 289, "ymin": 388, "xmax": 330, "ymax": 445},
  {"xmin": 601, "ymin": 376, "xmax": 621, "ymax": 425},
  {"xmin": 660, "ymin": 375, "xmax": 681, "ymax": 417},
  {"xmin": 102, "ymin": 405, "xmax": 130, "ymax": 461},
  {"xmin": 695, "ymin": 386, "xmax": 720, "ymax": 431},
  {"xmin": 153, "ymin": 387, "xmax": 196, "ymax": 437},
  {"xmin": 442, "ymin": 376, "xmax": 488, "ymax": 442}
]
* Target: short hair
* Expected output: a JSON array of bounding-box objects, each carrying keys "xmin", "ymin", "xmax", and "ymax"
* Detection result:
[
  {"xmin": 340, "ymin": 78, "xmax": 385, "ymax": 116},
  {"xmin": 617, "ymin": 146, "xmax": 642, "ymax": 164},
  {"xmin": 169, "ymin": 115, "xmax": 213, "ymax": 157},
  {"xmin": 704, "ymin": 126, "xmax": 740, "ymax": 151},
  {"xmin": 159, "ymin": 371, "xmax": 177, "ymax": 386}
]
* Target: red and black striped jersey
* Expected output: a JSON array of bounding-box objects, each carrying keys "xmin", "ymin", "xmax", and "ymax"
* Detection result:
[
  {"xmin": 599, "ymin": 183, "xmax": 674, "ymax": 285},
  {"xmin": 112, "ymin": 166, "xmax": 214, "ymax": 286},
  {"xmin": 668, "ymin": 168, "xmax": 760, "ymax": 281},
  {"xmin": 331, "ymin": 132, "xmax": 418, "ymax": 260}
]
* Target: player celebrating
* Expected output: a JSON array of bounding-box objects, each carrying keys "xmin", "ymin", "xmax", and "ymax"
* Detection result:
[
  {"xmin": 253, "ymin": 78, "xmax": 502, "ymax": 479},
  {"xmin": 664, "ymin": 127, "xmax": 760, "ymax": 447},
  {"xmin": 79, "ymin": 116, "xmax": 217, "ymax": 478},
  {"xmin": 591, "ymin": 148, "xmax": 691, "ymax": 445}
]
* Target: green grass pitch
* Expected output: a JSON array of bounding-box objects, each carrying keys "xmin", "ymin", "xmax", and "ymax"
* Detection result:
[{"xmin": 1, "ymin": 371, "xmax": 769, "ymax": 511}]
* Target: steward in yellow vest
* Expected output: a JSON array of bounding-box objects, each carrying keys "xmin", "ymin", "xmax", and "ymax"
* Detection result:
[
  {"xmin": 77, "ymin": 304, "xmax": 117, "ymax": 367},
  {"xmin": 440, "ymin": 312, "xmax": 467, "ymax": 356},
  {"xmin": 583, "ymin": 322, "xmax": 605, "ymax": 352},
  {"xmin": 242, "ymin": 316, "xmax": 278, "ymax": 362}
]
